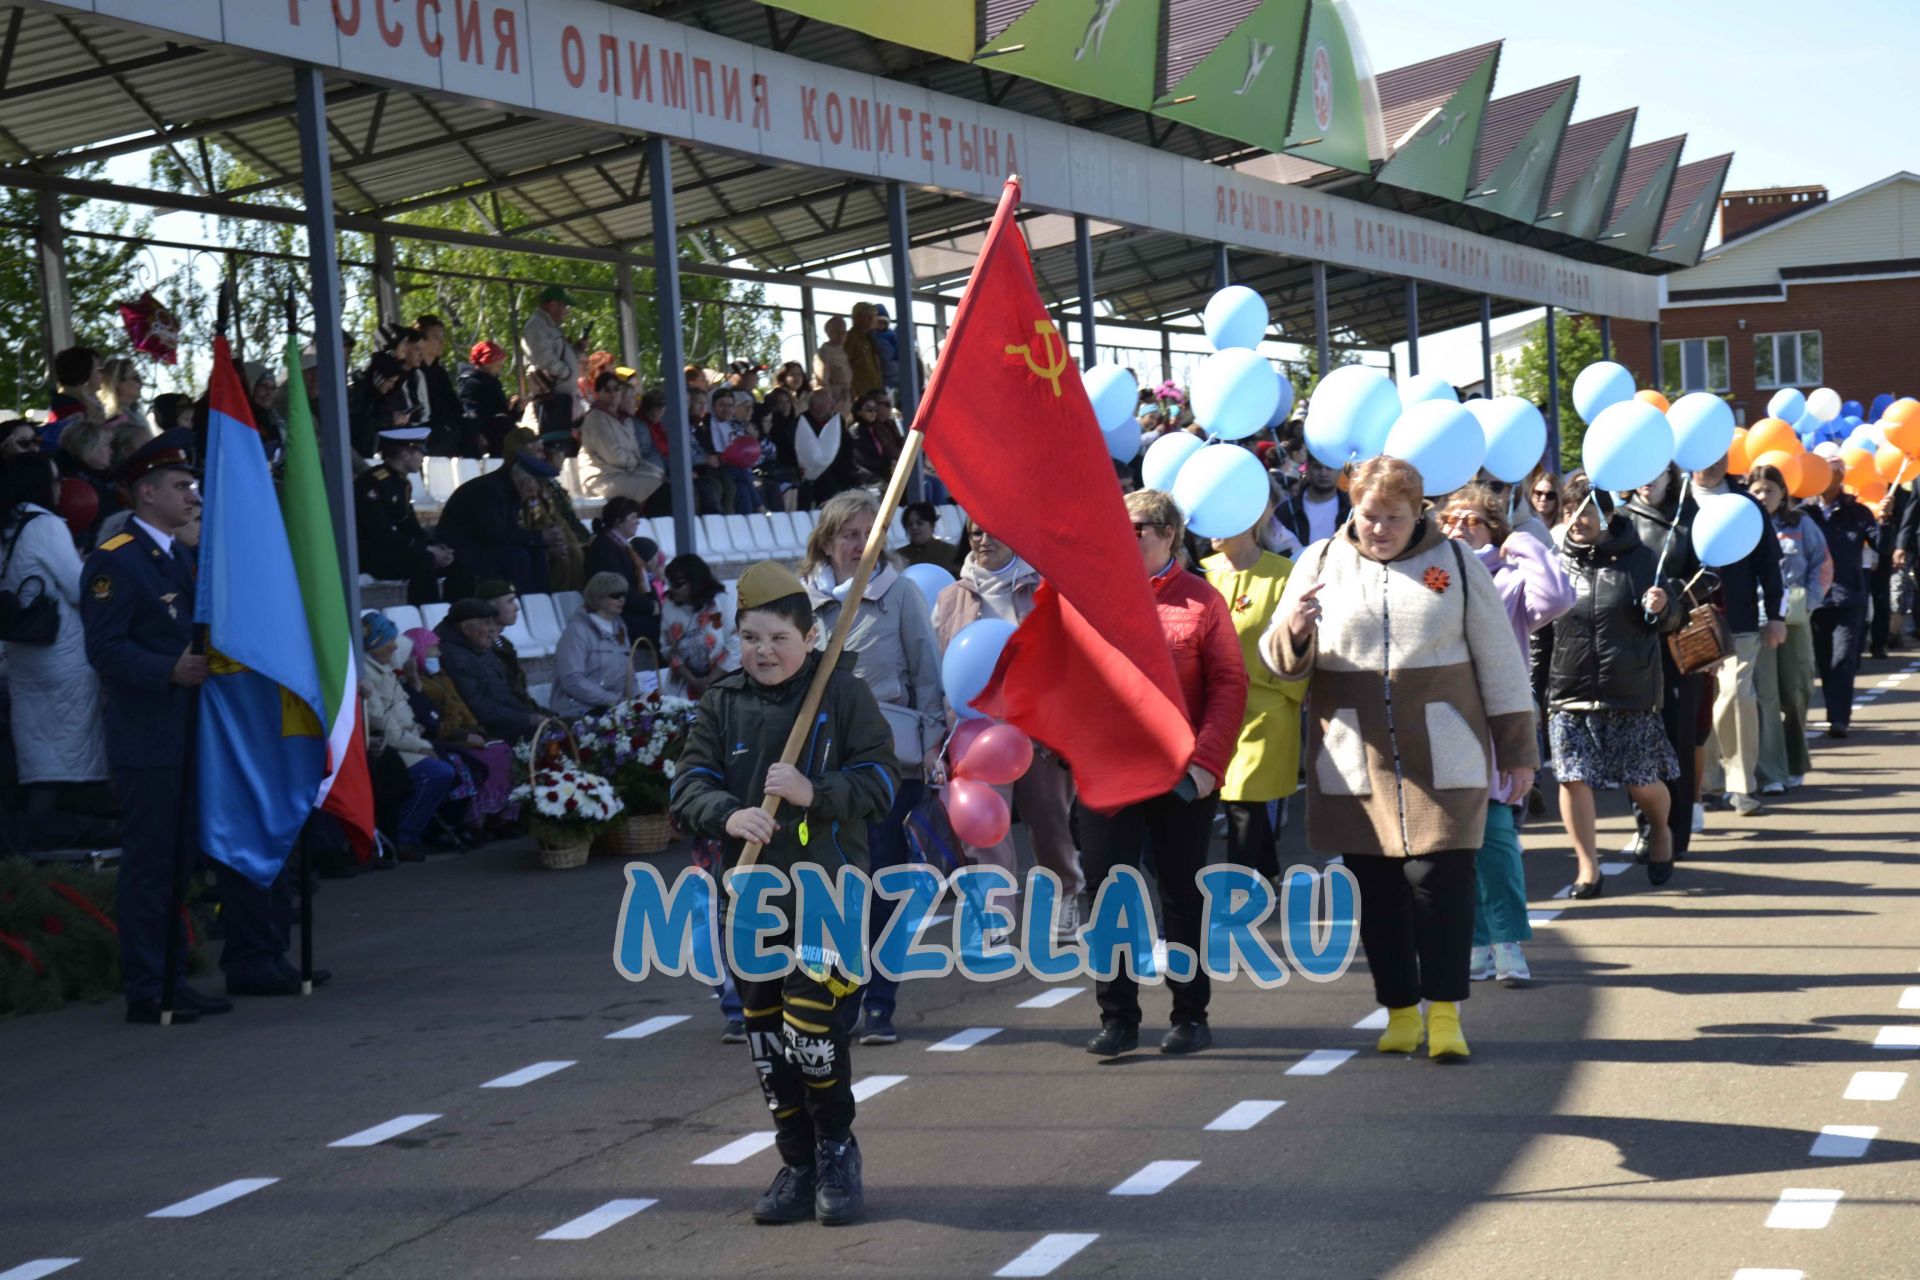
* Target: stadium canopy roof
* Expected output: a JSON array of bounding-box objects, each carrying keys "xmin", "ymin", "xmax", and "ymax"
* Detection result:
[{"xmin": 0, "ymin": 0, "xmax": 1731, "ymax": 350}]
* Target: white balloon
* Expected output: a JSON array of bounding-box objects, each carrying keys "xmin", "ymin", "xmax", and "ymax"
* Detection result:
[
  {"xmin": 1081, "ymin": 364, "xmax": 1139, "ymax": 434},
  {"xmin": 1805, "ymin": 387, "xmax": 1843, "ymax": 424}
]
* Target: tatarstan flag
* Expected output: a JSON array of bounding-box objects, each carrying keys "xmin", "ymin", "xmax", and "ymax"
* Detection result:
[
  {"xmin": 918, "ymin": 177, "xmax": 1195, "ymax": 809},
  {"xmin": 280, "ymin": 334, "xmax": 375, "ymax": 856}
]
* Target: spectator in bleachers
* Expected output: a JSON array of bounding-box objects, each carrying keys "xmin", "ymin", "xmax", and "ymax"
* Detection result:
[
  {"xmin": 404, "ymin": 625, "xmax": 515, "ymax": 835},
  {"xmin": 846, "ymin": 303, "xmax": 883, "ymax": 402},
  {"xmin": 578, "ymin": 370, "xmax": 664, "ymax": 507},
  {"xmin": 584, "ymin": 496, "xmax": 662, "ymax": 649},
  {"xmin": 49, "ymin": 345, "xmax": 104, "ymax": 438},
  {"xmin": 898, "ymin": 501, "xmax": 964, "ymax": 575},
  {"xmin": 460, "ymin": 341, "xmax": 515, "ymax": 458},
  {"xmin": 756, "ymin": 386, "xmax": 802, "ymax": 513},
  {"xmin": 795, "ymin": 388, "xmax": 851, "ymax": 509},
  {"xmin": 725, "ymin": 360, "xmax": 762, "ymax": 400},
  {"xmin": 685, "ymin": 387, "xmax": 728, "ymax": 515},
  {"xmin": 3, "ymin": 419, "xmax": 39, "ymax": 459},
  {"xmin": 355, "ymin": 425, "xmax": 449, "ymax": 604},
  {"xmin": 526, "ymin": 430, "xmax": 589, "ymax": 592},
  {"xmin": 847, "ymin": 391, "xmax": 905, "ymax": 488},
  {"xmin": 813, "ymin": 318, "xmax": 852, "ymax": 418},
  {"xmin": 802, "ymin": 491, "xmax": 946, "ymax": 1046},
  {"xmin": 436, "ymin": 597, "xmax": 541, "ymax": 742},
  {"xmin": 3, "ymin": 454, "xmax": 112, "ymax": 847},
  {"xmin": 98, "ymin": 357, "xmax": 147, "ymax": 433},
  {"xmin": 520, "ymin": 285, "xmax": 584, "ymax": 439},
  {"xmin": 871, "ymin": 306, "xmax": 900, "ymax": 396},
  {"xmin": 552, "ymin": 572, "xmax": 638, "ymax": 717},
  {"xmin": 148, "ymin": 393, "xmax": 193, "ymax": 435},
  {"xmin": 348, "ymin": 349, "xmax": 414, "ymax": 460},
  {"xmin": 434, "ymin": 451, "xmax": 557, "ymax": 597},
  {"xmin": 660, "ymin": 553, "xmax": 739, "ymax": 701},
  {"xmin": 54, "ymin": 418, "xmax": 113, "ymax": 548},
  {"xmin": 773, "ymin": 360, "xmax": 808, "ymax": 405},
  {"xmin": 107, "ymin": 414, "xmax": 156, "ymax": 474},
  {"xmin": 411, "ymin": 315, "xmax": 467, "ymax": 456},
  {"xmin": 709, "ymin": 387, "xmax": 761, "ymax": 515},
  {"xmin": 361, "ymin": 611, "xmax": 458, "ymax": 857},
  {"xmin": 238, "ymin": 362, "xmax": 287, "ymax": 460}
]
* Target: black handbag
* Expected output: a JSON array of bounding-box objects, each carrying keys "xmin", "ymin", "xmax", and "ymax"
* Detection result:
[{"xmin": 0, "ymin": 512, "xmax": 61, "ymax": 646}]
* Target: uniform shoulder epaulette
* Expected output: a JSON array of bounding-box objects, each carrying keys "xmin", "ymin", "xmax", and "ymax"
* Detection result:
[
  {"xmin": 99, "ymin": 533, "xmax": 134, "ymax": 552},
  {"xmin": 370, "ymin": 466, "xmax": 390, "ymax": 480}
]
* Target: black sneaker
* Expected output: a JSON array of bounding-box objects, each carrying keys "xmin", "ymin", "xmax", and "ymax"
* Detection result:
[
  {"xmin": 752, "ymin": 1164, "xmax": 816, "ymax": 1225},
  {"xmin": 1085, "ymin": 1021, "xmax": 1138, "ymax": 1056},
  {"xmin": 814, "ymin": 1136, "xmax": 863, "ymax": 1226},
  {"xmin": 1160, "ymin": 1021, "xmax": 1213, "ymax": 1055},
  {"xmin": 721, "ymin": 1018, "xmax": 747, "ymax": 1044}
]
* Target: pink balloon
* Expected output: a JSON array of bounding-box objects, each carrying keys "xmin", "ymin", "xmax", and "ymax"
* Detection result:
[
  {"xmin": 947, "ymin": 718, "xmax": 991, "ymax": 767},
  {"xmin": 944, "ymin": 778, "xmax": 1011, "ymax": 848},
  {"xmin": 954, "ymin": 723, "xmax": 1034, "ymax": 786}
]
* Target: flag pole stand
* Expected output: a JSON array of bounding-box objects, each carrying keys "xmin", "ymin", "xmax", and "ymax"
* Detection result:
[
  {"xmin": 299, "ymin": 821, "xmax": 314, "ymax": 996},
  {"xmin": 737, "ymin": 428, "xmax": 928, "ymax": 868}
]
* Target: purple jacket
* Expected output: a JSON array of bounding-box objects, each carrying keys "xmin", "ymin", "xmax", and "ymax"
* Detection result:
[{"xmin": 1472, "ymin": 529, "xmax": 1574, "ymax": 803}]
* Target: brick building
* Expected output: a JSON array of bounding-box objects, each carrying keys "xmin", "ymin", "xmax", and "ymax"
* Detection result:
[{"xmin": 1610, "ymin": 173, "xmax": 1920, "ymax": 424}]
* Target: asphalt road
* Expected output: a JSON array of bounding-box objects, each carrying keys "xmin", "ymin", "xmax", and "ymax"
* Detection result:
[{"xmin": 5, "ymin": 656, "xmax": 1919, "ymax": 1280}]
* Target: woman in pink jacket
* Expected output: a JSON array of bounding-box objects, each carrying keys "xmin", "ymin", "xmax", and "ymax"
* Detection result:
[{"xmin": 1438, "ymin": 483, "xmax": 1574, "ymax": 987}]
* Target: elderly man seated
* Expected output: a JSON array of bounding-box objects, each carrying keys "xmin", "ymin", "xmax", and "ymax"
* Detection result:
[{"xmin": 434, "ymin": 597, "xmax": 544, "ymax": 742}]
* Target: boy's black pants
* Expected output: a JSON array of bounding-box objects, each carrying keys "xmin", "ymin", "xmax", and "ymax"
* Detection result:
[{"xmin": 729, "ymin": 921, "xmax": 862, "ymax": 1166}]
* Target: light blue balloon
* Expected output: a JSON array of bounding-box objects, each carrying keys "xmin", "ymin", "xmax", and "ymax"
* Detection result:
[
  {"xmin": 1400, "ymin": 373, "xmax": 1459, "ymax": 410},
  {"xmin": 942, "ymin": 618, "xmax": 1019, "ymax": 720},
  {"xmin": 1667, "ymin": 392, "xmax": 1736, "ymax": 472},
  {"xmin": 1383, "ymin": 400, "xmax": 1486, "ymax": 496},
  {"xmin": 1266, "ymin": 375, "xmax": 1297, "ymax": 428},
  {"xmin": 1191, "ymin": 348, "xmax": 1282, "ymax": 441},
  {"xmin": 1572, "ymin": 361, "xmax": 1636, "ymax": 424},
  {"xmin": 1203, "ymin": 285, "xmax": 1269, "ymax": 352},
  {"xmin": 1582, "ymin": 400, "xmax": 1674, "ymax": 492},
  {"xmin": 1691, "ymin": 491, "xmax": 1763, "ymax": 568},
  {"xmin": 1104, "ymin": 421, "xmax": 1143, "ymax": 463},
  {"xmin": 1466, "ymin": 396, "xmax": 1547, "ymax": 483},
  {"xmin": 1845, "ymin": 424, "xmax": 1883, "ymax": 454},
  {"xmin": 1172, "ymin": 443, "xmax": 1271, "ymax": 538},
  {"xmin": 900, "ymin": 563, "xmax": 955, "ymax": 622},
  {"xmin": 1767, "ymin": 387, "xmax": 1806, "ymax": 424},
  {"xmin": 1081, "ymin": 363, "xmax": 1139, "ymax": 434},
  {"xmin": 1306, "ymin": 365, "xmax": 1400, "ymax": 466},
  {"xmin": 1142, "ymin": 431, "xmax": 1203, "ymax": 492}
]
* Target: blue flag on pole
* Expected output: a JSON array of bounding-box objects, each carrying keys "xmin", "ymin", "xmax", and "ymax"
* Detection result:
[{"xmin": 194, "ymin": 336, "xmax": 326, "ymax": 887}]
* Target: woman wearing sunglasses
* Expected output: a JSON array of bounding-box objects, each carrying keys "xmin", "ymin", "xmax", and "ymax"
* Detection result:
[
  {"xmin": 551, "ymin": 571, "xmax": 639, "ymax": 716},
  {"xmin": 1082, "ymin": 489, "xmax": 1246, "ymax": 1058}
]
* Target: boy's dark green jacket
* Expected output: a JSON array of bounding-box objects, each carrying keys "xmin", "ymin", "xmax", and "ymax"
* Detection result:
[{"xmin": 669, "ymin": 650, "xmax": 899, "ymax": 872}]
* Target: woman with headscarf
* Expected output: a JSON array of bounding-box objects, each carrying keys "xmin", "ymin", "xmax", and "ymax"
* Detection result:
[
  {"xmin": 405, "ymin": 625, "xmax": 515, "ymax": 831},
  {"xmin": 362, "ymin": 611, "xmax": 458, "ymax": 858}
]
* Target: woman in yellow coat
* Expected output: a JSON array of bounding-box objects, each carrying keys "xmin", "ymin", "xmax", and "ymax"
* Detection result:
[{"xmin": 1203, "ymin": 491, "xmax": 1305, "ymax": 882}]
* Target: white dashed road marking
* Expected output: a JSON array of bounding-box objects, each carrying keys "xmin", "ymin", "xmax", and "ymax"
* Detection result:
[
  {"xmin": 1764, "ymin": 1189, "xmax": 1843, "ymax": 1229},
  {"xmin": 1808, "ymin": 1125, "xmax": 1877, "ymax": 1158},
  {"xmin": 1109, "ymin": 1160, "xmax": 1199, "ymax": 1196},
  {"xmin": 1352, "ymin": 1009, "xmax": 1389, "ymax": 1031},
  {"xmin": 692, "ymin": 1133, "xmax": 777, "ymax": 1165},
  {"xmin": 1285, "ymin": 1049, "xmax": 1355, "ymax": 1076},
  {"xmin": 1731, "ymin": 1270, "xmax": 1804, "ymax": 1279},
  {"xmin": 1897, "ymin": 986, "xmax": 1920, "ymax": 1009},
  {"xmin": 148, "ymin": 1179, "xmax": 278, "ymax": 1219},
  {"xmin": 1844, "ymin": 1070, "xmax": 1908, "ymax": 1100},
  {"xmin": 1872, "ymin": 1026, "xmax": 1920, "ymax": 1050},
  {"xmin": 1205, "ymin": 1101, "xmax": 1285, "ymax": 1131},
  {"xmin": 927, "ymin": 1027, "xmax": 1001, "ymax": 1052},
  {"xmin": 329, "ymin": 1114, "xmax": 442, "ymax": 1148},
  {"xmin": 0, "ymin": 1262, "xmax": 82, "ymax": 1280},
  {"xmin": 994, "ymin": 1234, "xmax": 1099, "ymax": 1277},
  {"xmin": 1017, "ymin": 987, "xmax": 1085, "ymax": 1009},
  {"xmin": 537, "ymin": 1198, "xmax": 656, "ymax": 1240},
  {"xmin": 606, "ymin": 1015, "xmax": 691, "ymax": 1040},
  {"xmin": 851, "ymin": 1074, "xmax": 906, "ymax": 1102},
  {"xmin": 482, "ymin": 1061, "xmax": 576, "ymax": 1088},
  {"xmin": 1529, "ymin": 910, "xmax": 1563, "ymax": 925}
]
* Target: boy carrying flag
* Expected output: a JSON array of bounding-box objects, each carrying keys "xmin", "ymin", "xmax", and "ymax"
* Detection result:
[{"xmin": 669, "ymin": 560, "xmax": 898, "ymax": 1226}]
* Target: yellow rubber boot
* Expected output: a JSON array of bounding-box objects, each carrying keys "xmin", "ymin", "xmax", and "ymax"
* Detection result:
[
  {"xmin": 1376, "ymin": 1005, "xmax": 1423, "ymax": 1054},
  {"xmin": 1427, "ymin": 1001, "xmax": 1470, "ymax": 1061}
]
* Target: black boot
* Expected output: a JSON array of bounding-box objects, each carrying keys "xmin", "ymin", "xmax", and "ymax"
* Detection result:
[
  {"xmin": 1085, "ymin": 1021, "xmax": 1138, "ymax": 1056},
  {"xmin": 751, "ymin": 1163, "xmax": 816, "ymax": 1225},
  {"xmin": 813, "ymin": 1135, "xmax": 863, "ymax": 1226}
]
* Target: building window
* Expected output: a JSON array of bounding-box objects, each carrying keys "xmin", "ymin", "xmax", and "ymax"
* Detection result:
[
  {"xmin": 1661, "ymin": 337, "xmax": 1730, "ymax": 394},
  {"xmin": 1754, "ymin": 331, "xmax": 1822, "ymax": 389}
]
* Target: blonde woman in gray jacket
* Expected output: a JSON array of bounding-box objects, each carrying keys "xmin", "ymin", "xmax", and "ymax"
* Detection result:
[
  {"xmin": 802, "ymin": 490, "xmax": 946, "ymax": 1047},
  {"xmin": 551, "ymin": 572, "xmax": 635, "ymax": 717}
]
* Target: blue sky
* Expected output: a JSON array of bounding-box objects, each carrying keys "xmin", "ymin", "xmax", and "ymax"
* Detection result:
[{"xmin": 1354, "ymin": 0, "xmax": 1913, "ymax": 203}]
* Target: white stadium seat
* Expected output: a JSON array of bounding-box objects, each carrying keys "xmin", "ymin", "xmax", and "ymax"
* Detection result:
[
  {"xmin": 420, "ymin": 602, "xmax": 450, "ymax": 630},
  {"xmin": 766, "ymin": 511, "xmax": 799, "ymax": 556},
  {"xmin": 384, "ymin": 605, "xmax": 424, "ymax": 635},
  {"xmin": 501, "ymin": 598, "xmax": 541, "ymax": 657},
  {"xmin": 654, "ymin": 521, "xmax": 678, "ymax": 560},
  {"xmin": 718, "ymin": 579, "xmax": 739, "ymax": 628},
  {"xmin": 528, "ymin": 681, "xmax": 552, "ymax": 710},
  {"xmin": 934, "ymin": 505, "xmax": 965, "ymax": 541},
  {"xmin": 479, "ymin": 457, "xmax": 503, "ymax": 473},
  {"xmin": 522, "ymin": 594, "xmax": 563, "ymax": 656},
  {"xmin": 560, "ymin": 456, "xmax": 582, "ymax": 495},
  {"xmin": 553, "ymin": 590, "xmax": 584, "ymax": 621},
  {"xmin": 727, "ymin": 514, "xmax": 772, "ymax": 556},
  {"xmin": 423, "ymin": 457, "xmax": 460, "ymax": 502},
  {"xmin": 699, "ymin": 514, "xmax": 735, "ymax": 559},
  {"xmin": 454, "ymin": 458, "xmax": 483, "ymax": 487},
  {"xmin": 885, "ymin": 511, "xmax": 907, "ymax": 549}
]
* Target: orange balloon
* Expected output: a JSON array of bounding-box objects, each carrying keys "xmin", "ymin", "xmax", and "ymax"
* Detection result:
[
  {"xmin": 1725, "ymin": 426, "xmax": 1752, "ymax": 475},
  {"xmin": 1790, "ymin": 454, "xmax": 1832, "ymax": 499},
  {"xmin": 1851, "ymin": 479, "xmax": 1889, "ymax": 504},
  {"xmin": 1874, "ymin": 442, "xmax": 1919, "ymax": 485},
  {"xmin": 1841, "ymin": 445, "xmax": 1880, "ymax": 491},
  {"xmin": 1746, "ymin": 416, "xmax": 1802, "ymax": 458},
  {"xmin": 1635, "ymin": 389, "xmax": 1670, "ymax": 413},
  {"xmin": 1884, "ymin": 410, "xmax": 1920, "ymax": 454},
  {"xmin": 1750, "ymin": 449, "xmax": 1800, "ymax": 488},
  {"xmin": 1883, "ymin": 398, "xmax": 1920, "ymax": 426}
]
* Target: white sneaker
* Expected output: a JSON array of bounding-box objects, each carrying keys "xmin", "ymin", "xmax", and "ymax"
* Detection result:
[
  {"xmin": 1787, "ymin": 774, "xmax": 1804, "ymax": 788},
  {"xmin": 1759, "ymin": 780, "xmax": 1786, "ymax": 796},
  {"xmin": 1469, "ymin": 945, "xmax": 1495, "ymax": 981},
  {"xmin": 1690, "ymin": 803, "xmax": 1706, "ymax": 833},
  {"xmin": 1052, "ymin": 894, "xmax": 1082, "ymax": 945},
  {"xmin": 1731, "ymin": 792, "xmax": 1763, "ymax": 816},
  {"xmin": 1492, "ymin": 942, "xmax": 1531, "ymax": 984}
]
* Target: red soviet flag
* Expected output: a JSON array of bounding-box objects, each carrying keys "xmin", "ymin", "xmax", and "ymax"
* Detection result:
[{"xmin": 919, "ymin": 177, "xmax": 1195, "ymax": 810}]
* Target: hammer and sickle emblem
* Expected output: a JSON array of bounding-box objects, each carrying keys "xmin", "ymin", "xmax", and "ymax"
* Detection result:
[{"xmin": 1005, "ymin": 319, "xmax": 1070, "ymax": 398}]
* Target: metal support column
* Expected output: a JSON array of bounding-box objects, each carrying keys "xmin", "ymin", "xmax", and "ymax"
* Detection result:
[
  {"xmin": 1649, "ymin": 320, "xmax": 1662, "ymax": 391},
  {"xmin": 372, "ymin": 233, "xmax": 400, "ymax": 327},
  {"xmin": 935, "ymin": 299, "xmax": 949, "ymax": 359},
  {"xmin": 294, "ymin": 66, "xmax": 361, "ymax": 623},
  {"xmin": 1405, "ymin": 279, "xmax": 1421, "ymax": 377},
  {"xmin": 615, "ymin": 263, "xmax": 641, "ymax": 373},
  {"xmin": 1479, "ymin": 295, "xmax": 1494, "ymax": 396},
  {"xmin": 34, "ymin": 189, "xmax": 73, "ymax": 374},
  {"xmin": 799, "ymin": 285, "xmax": 818, "ymax": 372},
  {"xmin": 1213, "ymin": 243, "xmax": 1231, "ymax": 291},
  {"xmin": 1074, "ymin": 214, "xmax": 1097, "ymax": 370},
  {"xmin": 887, "ymin": 181, "xmax": 924, "ymax": 499},
  {"xmin": 1544, "ymin": 305, "xmax": 1561, "ymax": 475},
  {"xmin": 647, "ymin": 133, "xmax": 694, "ymax": 558},
  {"xmin": 1161, "ymin": 327, "xmax": 1174, "ymax": 386},
  {"xmin": 1312, "ymin": 263, "xmax": 1330, "ymax": 384},
  {"xmin": 1599, "ymin": 315, "xmax": 1613, "ymax": 362}
]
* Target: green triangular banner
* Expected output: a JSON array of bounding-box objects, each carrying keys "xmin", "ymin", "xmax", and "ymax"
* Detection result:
[
  {"xmin": 1373, "ymin": 49, "xmax": 1499, "ymax": 201},
  {"xmin": 1284, "ymin": 0, "xmax": 1382, "ymax": 174},
  {"xmin": 976, "ymin": 0, "xmax": 1162, "ymax": 112},
  {"xmin": 1469, "ymin": 83, "xmax": 1577, "ymax": 224},
  {"xmin": 1155, "ymin": 0, "xmax": 1309, "ymax": 156}
]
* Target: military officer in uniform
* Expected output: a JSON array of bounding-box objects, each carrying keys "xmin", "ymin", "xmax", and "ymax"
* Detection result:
[
  {"xmin": 83, "ymin": 431, "xmax": 318, "ymax": 1025},
  {"xmin": 355, "ymin": 424, "xmax": 450, "ymax": 604}
]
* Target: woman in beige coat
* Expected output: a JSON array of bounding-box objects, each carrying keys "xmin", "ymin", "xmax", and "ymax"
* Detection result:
[{"xmin": 577, "ymin": 371, "xmax": 662, "ymax": 504}]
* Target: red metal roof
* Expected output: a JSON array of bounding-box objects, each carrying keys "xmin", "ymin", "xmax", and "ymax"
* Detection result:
[
  {"xmin": 1374, "ymin": 41, "xmax": 1501, "ymax": 152},
  {"xmin": 1162, "ymin": 0, "xmax": 1264, "ymax": 93},
  {"xmin": 1470, "ymin": 77, "xmax": 1577, "ymax": 190},
  {"xmin": 1542, "ymin": 107, "xmax": 1636, "ymax": 211},
  {"xmin": 1660, "ymin": 153, "xmax": 1734, "ymax": 241},
  {"xmin": 1608, "ymin": 134, "xmax": 1686, "ymax": 225},
  {"xmin": 981, "ymin": 0, "xmax": 1040, "ymax": 45}
]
